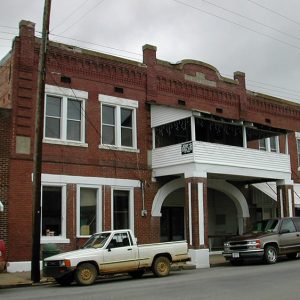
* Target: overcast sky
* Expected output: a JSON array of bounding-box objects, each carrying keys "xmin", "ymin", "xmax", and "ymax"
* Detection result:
[{"xmin": 1, "ymin": 0, "xmax": 300, "ymax": 103}]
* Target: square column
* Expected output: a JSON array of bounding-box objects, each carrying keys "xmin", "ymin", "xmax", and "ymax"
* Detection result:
[
  {"xmin": 277, "ymin": 180, "xmax": 294, "ymax": 217},
  {"xmin": 185, "ymin": 177, "xmax": 210, "ymax": 268}
]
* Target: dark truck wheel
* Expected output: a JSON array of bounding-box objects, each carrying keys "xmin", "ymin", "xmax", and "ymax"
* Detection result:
[
  {"xmin": 152, "ymin": 256, "xmax": 170, "ymax": 277},
  {"xmin": 128, "ymin": 269, "xmax": 145, "ymax": 279},
  {"xmin": 75, "ymin": 263, "xmax": 97, "ymax": 285},
  {"xmin": 264, "ymin": 245, "xmax": 278, "ymax": 264},
  {"xmin": 55, "ymin": 273, "xmax": 74, "ymax": 286}
]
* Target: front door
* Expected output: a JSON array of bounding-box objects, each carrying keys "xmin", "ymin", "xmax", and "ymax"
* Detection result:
[
  {"xmin": 160, "ymin": 206, "xmax": 184, "ymax": 242},
  {"xmin": 101, "ymin": 232, "xmax": 139, "ymax": 273}
]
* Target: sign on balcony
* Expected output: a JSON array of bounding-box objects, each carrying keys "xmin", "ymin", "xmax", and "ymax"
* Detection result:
[{"xmin": 181, "ymin": 142, "xmax": 193, "ymax": 155}]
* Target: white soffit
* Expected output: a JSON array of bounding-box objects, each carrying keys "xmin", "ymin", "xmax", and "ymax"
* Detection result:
[
  {"xmin": 151, "ymin": 105, "xmax": 192, "ymax": 128},
  {"xmin": 252, "ymin": 182, "xmax": 277, "ymax": 201}
]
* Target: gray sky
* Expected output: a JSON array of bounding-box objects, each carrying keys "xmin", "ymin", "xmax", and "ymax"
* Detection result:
[{"xmin": 1, "ymin": 0, "xmax": 300, "ymax": 103}]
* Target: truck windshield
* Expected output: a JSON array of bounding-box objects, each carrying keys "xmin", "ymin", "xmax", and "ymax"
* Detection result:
[
  {"xmin": 82, "ymin": 233, "xmax": 110, "ymax": 249},
  {"xmin": 251, "ymin": 219, "xmax": 279, "ymax": 233}
]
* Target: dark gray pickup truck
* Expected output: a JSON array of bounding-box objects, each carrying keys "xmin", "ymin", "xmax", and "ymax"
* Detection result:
[{"xmin": 223, "ymin": 217, "xmax": 300, "ymax": 265}]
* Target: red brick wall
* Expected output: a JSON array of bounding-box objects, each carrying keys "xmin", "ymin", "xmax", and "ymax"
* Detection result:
[{"xmin": 0, "ymin": 108, "xmax": 11, "ymax": 246}]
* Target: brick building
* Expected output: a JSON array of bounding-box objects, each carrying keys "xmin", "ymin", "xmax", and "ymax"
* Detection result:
[{"xmin": 1, "ymin": 20, "xmax": 300, "ymax": 271}]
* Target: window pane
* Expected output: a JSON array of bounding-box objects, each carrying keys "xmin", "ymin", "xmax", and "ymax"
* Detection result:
[
  {"xmin": 42, "ymin": 186, "xmax": 62, "ymax": 236},
  {"xmin": 67, "ymin": 120, "xmax": 81, "ymax": 141},
  {"xmin": 113, "ymin": 190, "xmax": 129, "ymax": 230},
  {"xmin": 270, "ymin": 136, "xmax": 277, "ymax": 152},
  {"xmin": 121, "ymin": 127, "xmax": 133, "ymax": 147},
  {"xmin": 67, "ymin": 99, "xmax": 81, "ymax": 120},
  {"xmin": 80, "ymin": 188, "xmax": 97, "ymax": 236},
  {"xmin": 45, "ymin": 117, "xmax": 60, "ymax": 138},
  {"xmin": 102, "ymin": 105, "xmax": 115, "ymax": 125},
  {"xmin": 121, "ymin": 108, "xmax": 132, "ymax": 127},
  {"xmin": 259, "ymin": 139, "xmax": 266, "ymax": 150},
  {"xmin": 102, "ymin": 125, "xmax": 115, "ymax": 145},
  {"xmin": 46, "ymin": 96, "xmax": 61, "ymax": 117}
]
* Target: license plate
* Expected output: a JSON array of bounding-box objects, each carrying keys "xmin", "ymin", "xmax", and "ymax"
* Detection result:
[{"xmin": 232, "ymin": 252, "xmax": 239, "ymax": 258}]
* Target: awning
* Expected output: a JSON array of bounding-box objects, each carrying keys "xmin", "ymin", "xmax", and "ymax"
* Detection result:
[{"xmin": 252, "ymin": 182, "xmax": 300, "ymax": 206}]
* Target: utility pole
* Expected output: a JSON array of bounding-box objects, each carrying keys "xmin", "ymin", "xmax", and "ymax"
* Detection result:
[{"xmin": 31, "ymin": 0, "xmax": 52, "ymax": 283}]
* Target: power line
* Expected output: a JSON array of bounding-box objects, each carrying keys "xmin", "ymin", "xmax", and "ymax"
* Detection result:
[
  {"xmin": 172, "ymin": 0, "xmax": 300, "ymax": 52},
  {"xmin": 57, "ymin": 0, "xmax": 106, "ymax": 35},
  {"xmin": 199, "ymin": 0, "xmax": 300, "ymax": 42},
  {"xmin": 50, "ymin": 33, "xmax": 142, "ymax": 57},
  {"xmin": 50, "ymin": 0, "xmax": 91, "ymax": 32},
  {"xmin": 246, "ymin": 0, "xmax": 300, "ymax": 27}
]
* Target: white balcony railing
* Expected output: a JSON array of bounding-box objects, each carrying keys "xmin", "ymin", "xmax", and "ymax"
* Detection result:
[{"xmin": 151, "ymin": 141, "xmax": 291, "ymax": 179}]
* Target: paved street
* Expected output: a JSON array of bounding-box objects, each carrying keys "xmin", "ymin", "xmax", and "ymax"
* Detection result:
[{"xmin": 2, "ymin": 259, "xmax": 300, "ymax": 300}]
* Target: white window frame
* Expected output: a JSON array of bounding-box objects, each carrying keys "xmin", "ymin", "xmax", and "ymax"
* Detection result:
[
  {"xmin": 76, "ymin": 185, "xmax": 102, "ymax": 237},
  {"xmin": 99, "ymin": 94, "xmax": 138, "ymax": 152},
  {"xmin": 44, "ymin": 84, "xmax": 88, "ymax": 147},
  {"xmin": 296, "ymin": 137, "xmax": 300, "ymax": 169},
  {"xmin": 259, "ymin": 136, "xmax": 279, "ymax": 153},
  {"xmin": 41, "ymin": 183, "xmax": 69, "ymax": 244},
  {"xmin": 111, "ymin": 187, "xmax": 134, "ymax": 233}
]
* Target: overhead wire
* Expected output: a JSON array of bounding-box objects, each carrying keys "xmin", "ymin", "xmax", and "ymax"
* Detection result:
[
  {"xmin": 246, "ymin": 0, "xmax": 300, "ymax": 27},
  {"xmin": 172, "ymin": 0, "xmax": 300, "ymax": 52},
  {"xmin": 199, "ymin": 0, "xmax": 300, "ymax": 42}
]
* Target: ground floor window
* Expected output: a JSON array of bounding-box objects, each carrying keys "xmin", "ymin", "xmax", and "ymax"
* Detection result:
[
  {"xmin": 77, "ymin": 187, "xmax": 101, "ymax": 236},
  {"xmin": 42, "ymin": 185, "xmax": 66, "ymax": 238},
  {"xmin": 112, "ymin": 189, "xmax": 133, "ymax": 231}
]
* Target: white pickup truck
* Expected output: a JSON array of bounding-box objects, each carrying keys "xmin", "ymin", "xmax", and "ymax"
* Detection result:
[{"xmin": 43, "ymin": 229, "xmax": 190, "ymax": 286}]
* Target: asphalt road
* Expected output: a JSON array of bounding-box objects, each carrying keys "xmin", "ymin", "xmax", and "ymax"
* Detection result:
[{"xmin": 2, "ymin": 259, "xmax": 300, "ymax": 300}]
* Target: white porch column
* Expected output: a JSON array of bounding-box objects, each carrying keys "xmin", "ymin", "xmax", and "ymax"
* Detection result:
[{"xmin": 242, "ymin": 126, "xmax": 247, "ymax": 148}]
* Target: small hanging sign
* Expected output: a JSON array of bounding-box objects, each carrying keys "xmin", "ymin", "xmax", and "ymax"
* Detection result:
[{"xmin": 181, "ymin": 142, "xmax": 193, "ymax": 155}]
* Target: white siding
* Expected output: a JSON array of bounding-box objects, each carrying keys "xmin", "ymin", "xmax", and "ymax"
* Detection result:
[{"xmin": 151, "ymin": 105, "xmax": 192, "ymax": 128}]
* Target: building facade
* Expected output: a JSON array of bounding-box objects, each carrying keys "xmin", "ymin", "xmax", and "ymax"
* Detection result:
[{"xmin": 1, "ymin": 20, "xmax": 300, "ymax": 271}]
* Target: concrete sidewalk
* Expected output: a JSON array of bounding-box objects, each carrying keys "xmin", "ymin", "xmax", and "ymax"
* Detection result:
[{"xmin": 0, "ymin": 254, "xmax": 228, "ymax": 289}]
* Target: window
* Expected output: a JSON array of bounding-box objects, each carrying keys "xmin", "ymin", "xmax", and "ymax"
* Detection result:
[
  {"xmin": 112, "ymin": 189, "xmax": 134, "ymax": 231},
  {"xmin": 108, "ymin": 232, "xmax": 131, "ymax": 248},
  {"xmin": 44, "ymin": 85, "xmax": 87, "ymax": 145},
  {"xmin": 297, "ymin": 139, "xmax": 300, "ymax": 167},
  {"xmin": 41, "ymin": 185, "xmax": 68, "ymax": 242},
  {"xmin": 259, "ymin": 137, "xmax": 279, "ymax": 152},
  {"xmin": 280, "ymin": 219, "xmax": 296, "ymax": 233},
  {"xmin": 259, "ymin": 139, "xmax": 267, "ymax": 151},
  {"xmin": 77, "ymin": 187, "xmax": 102, "ymax": 236},
  {"xmin": 99, "ymin": 94, "xmax": 138, "ymax": 150}
]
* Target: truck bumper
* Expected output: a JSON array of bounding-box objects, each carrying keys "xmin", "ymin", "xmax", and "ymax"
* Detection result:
[
  {"xmin": 223, "ymin": 250, "xmax": 264, "ymax": 261},
  {"xmin": 43, "ymin": 266, "xmax": 75, "ymax": 279}
]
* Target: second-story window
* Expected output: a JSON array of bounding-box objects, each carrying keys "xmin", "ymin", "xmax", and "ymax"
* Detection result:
[
  {"xmin": 259, "ymin": 136, "xmax": 279, "ymax": 153},
  {"xmin": 44, "ymin": 85, "xmax": 88, "ymax": 145},
  {"xmin": 259, "ymin": 139, "xmax": 267, "ymax": 151},
  {"xmin": 99, "ymin": 94, "xmax": 138, "ymax": 150}
]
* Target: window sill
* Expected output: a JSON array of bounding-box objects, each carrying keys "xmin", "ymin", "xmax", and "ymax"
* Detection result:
[
  {"xmin": 41, "ymin": 237, "xmax": 70, "ymax": 244},
  {"xmin": 43, "ymin": 138, "xmax": 88, "ymax": 148},
  {"xmin": 99, "ymin": 145, "xmax": 140, "ymax": 153}
]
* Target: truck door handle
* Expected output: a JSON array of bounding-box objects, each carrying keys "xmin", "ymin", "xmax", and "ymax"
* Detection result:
[
  {"xmin": 127, "ymin": 248, "xmax": 132, "ymax": 251},
  {"xmin": 297, "ymin": 234, "xmax": 300, "ymax": 237}
]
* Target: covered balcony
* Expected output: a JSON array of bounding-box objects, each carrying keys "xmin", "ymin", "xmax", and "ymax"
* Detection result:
[{"xmin": 150, "ymin": 105, "xmax": 291, "ymax": 181}]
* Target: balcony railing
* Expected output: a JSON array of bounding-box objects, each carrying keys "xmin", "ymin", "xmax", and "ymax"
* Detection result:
[{"xmin": 151, "ymin": 141, "xmax": 291, "ymax": 179}]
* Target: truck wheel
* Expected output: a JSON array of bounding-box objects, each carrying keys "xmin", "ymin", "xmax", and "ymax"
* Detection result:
[
  {"xmin": 55, "ymin": 273, "xmax": 74, "ymax": 286},
  {"xmin": 152, "ymin": 256, "xmax": 170, "ymax": 277},
  {"xmin": 264, "ymin": 245, "xmax": 278, "ymax": 264},
  {"xmin": 75, "ymin": 263, "xmax": 97, "ymax": 285},
  {"xmin": 128, "ymin": 270, "xmax": 145, "ymax": 279}
]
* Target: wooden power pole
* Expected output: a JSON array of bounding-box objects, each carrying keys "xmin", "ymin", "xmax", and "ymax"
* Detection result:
[{"xmin": 31, "ymin": 0, "xmax": 52, "ymax": 283}]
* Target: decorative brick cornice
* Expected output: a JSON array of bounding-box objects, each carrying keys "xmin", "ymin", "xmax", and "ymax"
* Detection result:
[{"xmin": 157, "ymin": 75, "xmax": 240, "ymax": 106}]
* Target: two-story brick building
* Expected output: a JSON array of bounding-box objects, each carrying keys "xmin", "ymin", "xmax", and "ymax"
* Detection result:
[{"xmin": 1, "ymin": 20, "xmax": 300, "ymax": 271}]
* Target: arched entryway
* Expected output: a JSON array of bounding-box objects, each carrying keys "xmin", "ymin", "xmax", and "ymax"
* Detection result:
[{"xmin": 152, "ymin": 178, "xmax": 249, "ymax": 242}]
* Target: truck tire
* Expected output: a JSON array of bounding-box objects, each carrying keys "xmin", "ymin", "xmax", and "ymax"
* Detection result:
[
  {"xmin": 152, "ymin": 256, "xmax": 170, "ymax": 277},
  {"xmin": 128, "ymin": 270, "xmax": 145, "ymax": 279},
  {"xmin": 264, "ymin": 245, "xmax": 278, "ymax": 264},
  {"xmin": 75, "ymin": 263, "xmax": 97, "ymax": 285},
  {"xmin": 55, "ymin": 273, "xmax": 74, "ymax": 286}
]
